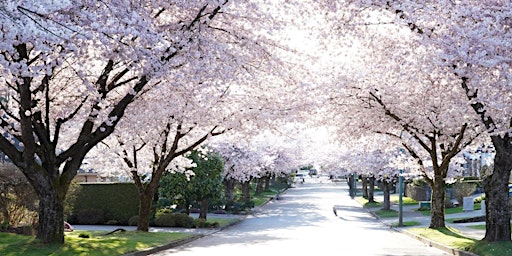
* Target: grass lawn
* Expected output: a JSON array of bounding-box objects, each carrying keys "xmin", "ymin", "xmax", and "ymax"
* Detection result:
[
  {"xmin": 391, "ymin": 221, "xmax": 421, "ymax": 227},
  {"xmin": 471, "ymin": 240, "xmax": 512, "ymax": 256},
  {"xmin": 408, "ymin": 226, "xmax": 476, "ymax": 251},
  {"xmin": 390, "ymin": 195, "xmax": 418, "ymax": 205},
  {"xmin": 374, "ymin": 209, "xmax": 398, "ymax": 218},
  {"xmin": 251, "ymin": 186, "xmax": 287, "ymax": 207},
  {"xmin": 0, "ymin": 231, "xmax": 193, "ymax": 256},
  {"xmin": 355, "ymin": 196, "xmax": 381, "ymax": 208},
  {"xmin": 408, "ymin": 227, "xmax": 512, "ymax": 256},
  {"xmin": 419, "ymin": 202, "xmax": 482, "ymax": 216},
  {"xmin": 209, "ymin": 217, "xmax": 243, "ymax": 227}
]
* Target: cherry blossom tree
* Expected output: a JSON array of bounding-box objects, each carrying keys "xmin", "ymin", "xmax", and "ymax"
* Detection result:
[
  {"xmin": 79, "ymin": 0, "xmax": 321, "ymax": 231},
  {"xmin": 0, "ymin": 0, "xmax": 233, "ymax": 243},
  {"xmin": 334, "ymin": 0, "xmax": 512, "ymax": 242},
  {"xmin": 318, "ymin": 5, "xmax": 486, "ymax": 228}
]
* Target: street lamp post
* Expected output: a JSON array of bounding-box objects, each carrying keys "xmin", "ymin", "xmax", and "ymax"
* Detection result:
[{"xmin": 398, "ymin": 169, "xmax": 403, "ymax": 227}]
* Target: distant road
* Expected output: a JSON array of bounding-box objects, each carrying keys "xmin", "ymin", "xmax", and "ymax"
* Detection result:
[{"xmin": 150, "ymin": 181, "xmax": 449, "ymax": 255}]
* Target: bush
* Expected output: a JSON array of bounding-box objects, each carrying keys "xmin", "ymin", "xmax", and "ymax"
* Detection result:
[
  {"xmin": 225, "ymin": 201, "xmax": 244, "ymax": 214},
  {"xmin": 77, "ymin": 208, "xmax": 105, "ymax": 225},
  {"xmin": 72, "ymin": 183, "xmax": 139, "ymax": 225},
  {"xmin": 105, "ymin": 220, "xmax": 118, "ymax": 225},
  {"xmin": 194, "ymin": 218, "xmax": 220, "ymax": 228},
  {"xmin": 155, "ymin": 208, "xmax": 173, "ymax": 219},
  {"xmin": 194, "ymin": 218, "xmax": 207, "ymax": 228},
  {"xmin": 154, "ymin": 214, "xmax": 175, "ymax": 227},
  {"xmin": 453, "ymin": 182, "xmax": 477, "ymax": 206},
  {"xmin": 172, "ymin": 213, "xmax": 195, "ymax": 228},
  {"xmin": 128, "ymin": 215, "xmax": 139, "ymax": 226},
  {"xmin": 474, "ymin": 195, "xmax": 485, "ymax": 204}
]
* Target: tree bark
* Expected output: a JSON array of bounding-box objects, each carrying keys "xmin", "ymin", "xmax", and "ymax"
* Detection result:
[
  {"xmin": 483, "ymin": 138, "xmax": 512, "ymax": 241},
  {"xmin": 429, "ymin": 174, "xmax": 446, "ymax": 228},
  {"xmin": 368, "ymin": 176, "xmax": 375, "ymax": 203},
  {"xmin": 199, "ymin": 199, "xmax": 208, "ymax": 220},
  {"xmin": 241, "ymin": 180, "xmax": 251, "ymax": 202},
  {"xmin": 381, "ymin": 182, "xmax": 391, "ymax": 210},
  {"xmin": 255, "ymin": 178, "xmax": 264, "ymax": 195},
  {"xmin": 137, "ymin": 190, "xmax": 153, "ymax": 232},
  {"xmin": 348, "ymin": 175, "xmax": 355, "ymax": 198},
  {"xmin": 264, "ymin": 175, "xmax": 271, "ymax": 191},
  {"xmin": 362, "ymin": 176, "xmax": 368, "ymax": 199},
  {"xmin": 223, "ymin": 178, "xmax": 236, "ymax": 202},
  {"xmin": 37, "ymin": 190, "xmax": 65, "ymax": 243}
]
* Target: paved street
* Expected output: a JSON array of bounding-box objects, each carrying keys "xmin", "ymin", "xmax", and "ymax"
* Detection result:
[{"xmin": 149, "ymin": 182, "xmax": 450, "ymax": 255}]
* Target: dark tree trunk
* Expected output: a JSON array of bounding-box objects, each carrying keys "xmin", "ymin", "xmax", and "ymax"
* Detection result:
[
  {"xmin": 368, "ymin": 176, "xmax": 376, "ymax": 203},
  {"xmin": 483, "ymin": 138, "xmax": 512, "ymax": 241},
  {"xmin": 137, "ymin": 190, "xmax": 153, "ymax": 232},
  {"xmin": 429, "ymin": 175, "xmax": 446, "ymax": 228},
  {"xmin": 241, "ymin": 180, "xmax": 251, "ymax": 202},
  {"xmin": 184, "ymin": 199, "xmax": 191, "ymax": 215},
  {"xmin": 348, "ymin": 175, "xmax": 355, "ymax": 198},
  {"xmin": 199, "ymin": 199, "xmax": 208, "ymax": 220},
  {"xmin": 381, "ymin": 182, "xmax": 392, "ymax": 210},
  {"xmin": 362, "ymin": 176, "xmax": 368, "ymax": 199},
  {"xmin": 223, "ymin": 178, "xmax": 236, "ymax": 202},
  {"xmin": 255, "ymin": 178, "xmax": 264, "ymax": 195},
  {"xmin": 37, "ymin": 190, "xmax": 65, "ymax": 243},
  {"xmin": 264, "ymin": 175, "xmax": 271, "ymax": 191}
]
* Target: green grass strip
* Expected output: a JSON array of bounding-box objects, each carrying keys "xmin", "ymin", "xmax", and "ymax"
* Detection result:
[{"xmin": 0, "ymin": 231, "xmax": 192, "ymax": 256}]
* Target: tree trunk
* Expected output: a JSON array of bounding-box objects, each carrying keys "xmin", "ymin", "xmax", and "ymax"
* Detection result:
[
  {"xmin": 223, "ymin": 178, "xmax": 236, "ymax": 202},
  {"xmin": 381, "ymin": 182, "xmax": 391, "ymax": 210},
  {"xmin": 199, "ymin": 199, "xmax": 208, "ymax": 220},
  {"xmin": 137, "ymin": 190, "xmax": 153, "ymax": 232},
  {"xmin": 184, "ymin": 199, "xmax": 191, "ymax": 215},
  {"xmin": 483, "ymin": 139, "xmax": 512, "ymax": 241},
  {"xmin": 37, "ymin": 190, "xmax": 65, "ymax": 243},
  {"xmin": 241, "ymin": 180, "xmax": 251, "ymax": 202},
  {"xmin": 348, "ymin": 175, "xmax": 355, "ymax": 198},
  {"xmin": 429, "ymin": 174, "xmax": 446, "ymax": 228},
  {"xmin": 255, "ymin": 178, "xmax": 263, "ymax": 195},
  {"xmin": 264, "ymin": 175, "xmax": 271, "ymax": 191},
  {"xmin": 368, "ymin": 176, "xmax": 375, "ymax": 203},
  {"xmin": 362, "ymin": 176, "xmax": 368, "ymax": 199}
]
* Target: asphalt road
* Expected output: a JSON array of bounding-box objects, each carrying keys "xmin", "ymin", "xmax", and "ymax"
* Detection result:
[{"xmin": 149, "ymin": 181, "xmax": 450, "ymax": 255}]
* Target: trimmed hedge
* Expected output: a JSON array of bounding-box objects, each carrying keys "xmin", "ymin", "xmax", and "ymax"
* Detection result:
[
  {"xmin": 154, "ymin": 213, "xmax": 194, "ymax": 228},
  {"xmin": 70, "ymin": 183, "xmax": 139, "ymax": 225}
]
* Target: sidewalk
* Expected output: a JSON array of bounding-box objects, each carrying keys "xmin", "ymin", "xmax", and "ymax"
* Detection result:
[{"xmin": 360, "ymin": 198, "xmax": 485, "ymax": 255}]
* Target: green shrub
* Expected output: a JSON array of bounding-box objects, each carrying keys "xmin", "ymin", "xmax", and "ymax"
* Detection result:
[
  {"xmin": 128, "ymin": 215, "xmax": 139, "ymax": 226},
  {"xmin": 77, "ymin": 208, "xmax": 104, "ymax": 224},
  {"xmin": 172, "ymin": 213, "xmax": 194, "ymax": 228},
  {"xmin": 452, "ymin": 182, "xmax": 477, "ymax": 206},
  {"xmin": 473, "ymin": 195, "xmax": 485, "ymax": 203},
  {"xmin": 194, "ymin": 218, "xmax": 220, "ymax": 228},
  {"xmin": 72, "ymin": 183, "xmax": 139, "ymax": 225},
  {"xmin": 154, "ymin": 214, "xmax": 175, "ymax": 227},
  {"xmin": 155, "ymin": 208, "xmax": 173, "ymax": 219},
  {"xmin": 194, "ymin": 218, "xmax": 207, "ymax": 228}
]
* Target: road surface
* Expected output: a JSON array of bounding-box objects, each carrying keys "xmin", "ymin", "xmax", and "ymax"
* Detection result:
[{"xmin": 150, "ymin": 181, "xmax": 449, "ymax": 255}]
